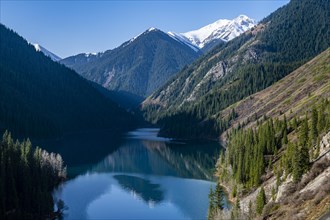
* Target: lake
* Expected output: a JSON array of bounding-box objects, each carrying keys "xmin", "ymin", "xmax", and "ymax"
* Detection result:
[{"xmin": 45, "ymin": 128, "xmax": 229, "ymax": 219}]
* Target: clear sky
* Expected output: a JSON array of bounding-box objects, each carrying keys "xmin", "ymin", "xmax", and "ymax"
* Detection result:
[{"xmin": 1, "ymin": 0, "xmax": 289, "ymax": 58}]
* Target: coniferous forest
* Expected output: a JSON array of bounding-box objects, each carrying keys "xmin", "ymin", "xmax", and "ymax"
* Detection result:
[
  {"xmin": 1, "ymin": 0, "xmax": 330, "ymax": 219},
  {"xmin": 213, "ymin": 98, "xmax": 330, "ymax": 218},
  {"xmin": 142, "ymin": 0, "xmax": 330, "ymax": 139},
  {"xmin": 0, "ymin": 131, "xmax": 66, "ymax": 219},
  {"xmin": 0, "ymin": 24, "xmax": 137, "ymax": 138}
]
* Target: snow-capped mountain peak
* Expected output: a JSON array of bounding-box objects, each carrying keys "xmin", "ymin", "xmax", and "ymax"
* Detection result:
[
  {"xmin": 147, "ymin": 27, "xmax": 157, "ymax": 32},
  {"xmin": 169, "ymin": 15, "xmax": 256, "ymax": 50},
  {"xmin": 32, "ymin": 43, "xmax": 61, "ymax": 62}
]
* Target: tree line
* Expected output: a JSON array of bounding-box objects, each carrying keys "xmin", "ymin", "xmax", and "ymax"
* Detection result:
[{"xmin": 0, "ymin": 131, "xmax": 66, "ymax": 219}]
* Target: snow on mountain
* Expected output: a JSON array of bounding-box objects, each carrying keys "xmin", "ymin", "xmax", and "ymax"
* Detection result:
[
  {"xmin": 123, "ymin": 27, "xmax": 160, "ymax": 47},
  {"xmin": 169, "ymin": 15, "xmax": 256, "ymax": 49},
  {"xmin": 167, "ymin": 32, "xmax": 200, "ymax": 52},
  {"xmin": 33, "ymin": 43, "xmax": 61, "ymax": 62},
  {"xmin": 105, "ymin": 15, "xmax": 255, "ymax": 56}
]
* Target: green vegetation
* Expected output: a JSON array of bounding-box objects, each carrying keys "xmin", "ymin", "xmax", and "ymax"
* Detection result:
[
  {"xmin": 0, "ymin": 24, "xmax": 136, "ymax": 138},
  {"xmin": 61, "ymin": 29, "xmax": 201, "ymax": 97},
  {"xmin": 158, "ymin": 109, "xmax": 237, "ymax": 139},
  {"xmin": 256, "ymin": 187, "xmax": 266, "ymax": 215},
  {"xmin": 0, "ymin": 131, "xmax": 66, "ymax": 219},
  {"xmin": 216, "ymin": 98, "xmax": 330, "ymax": 216},
  {"xmin": 143, "ymin": 0, "xmax": 330, "ymax": 139},
  {"xmin": 219, "ymin": 98, "xmax": 330, "ymax": 188},
  {"xmin": 207, "ymin": 183, "xmax": 225, "ymax": 220}
]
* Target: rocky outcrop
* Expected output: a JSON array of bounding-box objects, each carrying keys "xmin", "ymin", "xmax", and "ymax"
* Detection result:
[
  {"xmin": 318, "ymin": 130, "xmax": 330, "ymax": 159},
  {"xmin": 233, "ymin": 131, "xmax": 330, "ymax": 219}
]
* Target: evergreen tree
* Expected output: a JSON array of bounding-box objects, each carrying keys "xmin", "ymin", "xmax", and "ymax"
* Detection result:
[
  {"xmin": 317, "ymin": 105, "xmax": 325, "ymax": 133},
  {"xmin": 256, "ymin": 187, "xmax": 266, "ymax": 215},
  {"xmin": 292, "ymin": 144, "xmax": 303, "ymax": 183},
  {"xmin": 282, "ymin": 115, "xmax": 288, "ymax": 145},
  {"xmin": 207, "ymin": 187, "xmax": 216, "ymax": 220},
  {"xmin": 248, "ymin": 200, "xmax": 254, "ymax": 220},
  {"xmin": 300, "ymin": 116, "xmax": 309, "ymax": 147},
  {"xmin": 215, "ymin": 182, "xmax": 224, "ymax": 210},
  {"xmin": 0, "ymin": 131, "xmax": 66, "ymax": 219},
  {"xmin": 310, "ymin": 107, "xmax": 318, "ymax": 145},
  {"xmin": 300, "ymin": 143, "xmax": 310, "ymax": 173},
  {"xmin": 232, "ymin": 196, "xmax": 241, "ymax": 219},
  {"xmin": 299, "ymin": 116, "xmax": 310, "ymax": 174}
]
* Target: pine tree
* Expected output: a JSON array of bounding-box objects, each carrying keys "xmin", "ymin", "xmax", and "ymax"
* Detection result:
[
  {"xmin": 310, "ymin": 107, "xmax": 318, "ymax": 145},
  {"xmin": 292, "ymin": 144, "xmax": 303, "ymax": 183},
  {"xmin": 207, "ymin": 187, "xmax": 216, "ymax": 220},
  {"xmin": 300, "ymin": 116, "xmax": 309, "ymax": 147},
  {"xmin": 256, "ymin": 187, "xmax": 266, "ymax": 215},
  {"xmin": 233, "ymin": 196, "xmax": 241, "ymax": 219},
  {"xmin": 282, "ymin": 128, "xmax": 288, "ymax": 146},
  {"xmin": 248, "ymin": 200, "xmax": 254, "ymax": 220},
  {"xmin": 300, "ymin": 143, "xmax": 310, "ymax": 173},
  {"xmin": 215, "ymin": 182, "xmax": 224, "ymax": 210},
  {"xmin": 317, "ymin": 106, "xmax": 325, "ymax": 133}
]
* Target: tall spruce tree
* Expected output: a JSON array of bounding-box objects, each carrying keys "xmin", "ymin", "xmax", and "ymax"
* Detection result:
[
  {"xmin": 256, "ymin": 187, "xmax": 266, "ymax": 215},
  {"xmin": 215, "ymin": 182, "xmax": 224, "ymax": 210},
  {"xmin": 310, "ymin": 107, "xmax": 318, "ymax": 145}
]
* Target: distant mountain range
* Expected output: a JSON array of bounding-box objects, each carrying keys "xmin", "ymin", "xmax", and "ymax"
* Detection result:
[
  {"xmin": 61, "ymin": 28, "xmax": 202, "ymax": 98},
  {"xmin": 61, "ymin": 15, "xmax": 255, "ymax": 98}
]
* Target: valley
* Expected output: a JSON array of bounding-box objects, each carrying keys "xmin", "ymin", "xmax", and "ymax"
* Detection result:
[{"xmin": 0, "ymin": 0, "xmax": 329, "ymax": 219}]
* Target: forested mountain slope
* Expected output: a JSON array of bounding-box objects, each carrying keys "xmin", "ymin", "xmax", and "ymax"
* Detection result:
[
  {"xmin": 220, "ymin": 48, "xmax": 330, "ymax": 140},
  {"xmin": 212, "ymin": 48, "xmax": 330, "ymax": 220},
  {"xmin": 0, "ymin": 24, "xmax": 136, "ymax": 138},
  {"xmin": 142, "ymin": 0, "xmax": 330, "ymax": 138},
  {"xmin": 61, "ymin": 28, "xmax": 201, "ymax": 97}
]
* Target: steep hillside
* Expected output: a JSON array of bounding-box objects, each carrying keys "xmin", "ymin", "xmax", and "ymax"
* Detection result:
[
  {"xmin": 61, "ymin": 28, "xmax": 201, "ymax": 97},
  {"xmin": 212, "ymin": 49, "xmax": 330, "ymax": 220},
  {"xmin": 0, "ymin": 24, "xmax": 136, "ymax": 138},
  {"xmin": 142, "ymin": 0, "xmax": 330, "ymax": 139},
  {"xmin": 220, "ymin": 48, "xmax": 330, "ymax": 140}
]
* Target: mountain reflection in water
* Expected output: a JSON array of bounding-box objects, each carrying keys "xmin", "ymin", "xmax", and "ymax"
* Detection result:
[{"xmin": 52, "ymin": 128, "xmax": 228, "ymax": 220}]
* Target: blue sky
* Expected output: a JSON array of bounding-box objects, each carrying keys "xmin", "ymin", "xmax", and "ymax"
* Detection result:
[{"xmin": 1, "ymin": 1, "xmax": 289, "ymax": 58}]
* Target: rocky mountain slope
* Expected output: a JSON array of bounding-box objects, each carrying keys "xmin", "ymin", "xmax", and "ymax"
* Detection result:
[
  {"xmin": 219, "ymin": 48, "xmax": 330, "ymax": 140},
  {"xmin": 142, "ymin": 0, "xmax": 330, "ymax": 138},
  {"xmin": 213, "ymin": 48, "xmax": 330, "ymax": 220},
  {"xmin": 61, "ymin": 15, "xmax": 255, "ymax": 98}
]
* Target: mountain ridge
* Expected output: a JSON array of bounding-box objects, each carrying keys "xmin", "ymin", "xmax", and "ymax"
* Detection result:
[
  {"xmin": 177, "ymin": 14, "xmax": 256, "ymax": 50},
  {"xmin": 33, "ymin": 43, "xmax": 61, "ymax": 61},
  {"xmin": 61, "ymin": 28, "xmax": 202, "ymax": 97},
  {"xmin": 61, "ymin": 15, "xmax": 255, "ymax": 98},
  {"xmin": 142, "ymin": 0, "xmax": 330, "ymax": 139}
]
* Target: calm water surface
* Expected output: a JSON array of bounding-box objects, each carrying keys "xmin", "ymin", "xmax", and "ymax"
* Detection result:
[{"xmin": 45, "ymin": 128, "xmax": 229, "ymax": 219}]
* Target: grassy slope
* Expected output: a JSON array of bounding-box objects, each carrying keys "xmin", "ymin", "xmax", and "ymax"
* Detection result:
[
  {"xmin": 215, "ymin": 48, "xmax": 330, "ymax": 219},
  {"xmin": 219, "ymin": 48, "xmax": 330, "ymax": 140}
]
